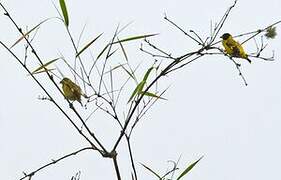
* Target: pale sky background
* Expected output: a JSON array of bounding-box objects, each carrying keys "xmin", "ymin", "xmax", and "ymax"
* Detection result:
[{"xmin": 1, "ymin": 0, "xmax": 281, "ymax": 179}]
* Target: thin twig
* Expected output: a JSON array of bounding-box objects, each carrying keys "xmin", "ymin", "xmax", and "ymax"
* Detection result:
[
  {"xmin": 20, "ymin": 147, "xmax": 93, "ymax": 180},
  {"xmin": 164, "ymin": 14, "xmax": 202, "ymax": 45},
  {"xmin": 209, "ymin": 0, "xmax": 238, "ymax": 44}
]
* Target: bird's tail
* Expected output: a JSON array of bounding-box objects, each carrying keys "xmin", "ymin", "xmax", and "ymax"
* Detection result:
[
  {"xmin": 82, "ymin": 93, "xmax": 88, "ymax": 98},
  {"xmin": 244, "ymin": 54, "xmax": 251, "ymax": 63}
]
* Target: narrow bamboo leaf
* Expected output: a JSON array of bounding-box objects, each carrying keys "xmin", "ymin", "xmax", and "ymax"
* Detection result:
[
  {"xmin": 118, "ymin": 39, "xmax": 128, "ymax": 62},
  {"xmin": 59, "ymin": 0, "xmax": 69, "ymax": 26},
  {"xmin": 104, "ymin": 63, "xmax": 127, "ymax": 74},
  {"xmin": 112, "ymin": 33, "xmax": 158, "ymax": 44},
  {"xmin": 32, "ymin": 58, "xmax": 59, "ymax": 74},
  {"xmin": 116, "ymin": 42, "xmax": 138, "ymax": 81},
  {"xmin": 143, "ymin": 67, "xmax": 154, "ymax": 82},
  {"xmin": 128, "ymin": 81, "xmax": 145, "ymax": 103},
  {"xmin": 140, "ymin": 163, "xmax": 161, "ymax": 179},
  {"xmin": 127, "ymin": 67, "xmax": 154, "ymax": 103},
  {"xmin": 76, "ymin": 33, "xmax": 103, "ymax": 57},
  {"xmin": 120, "ymin": 64, "xmax": 137, "ymax": 82},
  {"xmin": 139, "ymin": 91, "xmax": 167, "ymax": 100},
  {"xmin": 107, "ymin": 48, "xmax": 118, "ymax": 59},
  {"xmin": 137, "ymin": 80, "xmax": 145, "ymax": 93},
  {"xmin": 96, "ymin": 44, "xmax": 109, "ymax": 60},
  {"xmin": 10, "ymin": 18, "xmax": 51, "ymax": 49},
  {"xmin": 31, "ymin": 68, "xmax": 55, "ymax": 75},
  {"xmin": 177, "ymin": 156, "xmax": 203, "ymax": 180}
]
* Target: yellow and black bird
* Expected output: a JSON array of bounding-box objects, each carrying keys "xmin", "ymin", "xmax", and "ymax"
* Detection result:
[
  {"xmin": 60, "ymin": 77, "xmax": 85, "ymax": 105},
  {"xmin": 220, "ymin": 33, "xmax": 251, "ymax": 63}
]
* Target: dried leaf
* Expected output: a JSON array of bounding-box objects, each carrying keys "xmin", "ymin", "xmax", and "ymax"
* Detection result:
[
  {"xmin": 32, "ymin": 58, "xmax": 59, "ymax": 74},
  {"xmin": 10, "ymin": 18, "xmax": 51, "ymax": 49},
  {"xmin": 265, "ymin": 26, "xmax": 277, "ymax": 39},
  {"xmin": 30, "ymin": 68, "xmax": 55, "ymax": 75}
]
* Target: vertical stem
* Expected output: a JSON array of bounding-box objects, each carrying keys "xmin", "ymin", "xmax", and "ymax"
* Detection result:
[
  {"xmin": 113, "ymin": 154, "xmax": 122, "ymax": 180},
  {"xmin": 126, "ymin": 136, "xmax": 138, "ymax": 180}
]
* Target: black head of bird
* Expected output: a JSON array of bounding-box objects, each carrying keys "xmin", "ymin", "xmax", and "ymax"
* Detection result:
[
  {"xmin": 220, "ymin": 33, "xmax": 231, "ymax": 40},
  {"xmin": 60, "ymin": 77, "xmax": 70, "ymax": 84}
]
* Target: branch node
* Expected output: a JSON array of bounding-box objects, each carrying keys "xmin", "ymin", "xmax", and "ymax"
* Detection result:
[
  {"xmin": 103, "ymin": 150, "xmax": 117, "ymax": 158},
  {"xmin": 69, "ymin": 102, "xmax": 74, "ymax": 109}
]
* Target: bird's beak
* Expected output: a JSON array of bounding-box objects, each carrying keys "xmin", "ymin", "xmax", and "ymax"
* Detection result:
[{"xmin": 220, "ymin": 35, "xmax": 223, "ymax": 39}]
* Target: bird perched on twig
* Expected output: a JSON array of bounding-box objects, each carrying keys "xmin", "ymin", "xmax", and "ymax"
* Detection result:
[
  {"xmin": 60, "ymin": 77, "xmax": 86, "ymax": 105},
  {"xmin": 220, "ymin": 33, "xmax": 251, "ymax": 63}
]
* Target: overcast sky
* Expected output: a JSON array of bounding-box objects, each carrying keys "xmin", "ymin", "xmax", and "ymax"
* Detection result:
[{"xmin": 1, "ymin": 0, "xmax": 281, "ymax": 179}]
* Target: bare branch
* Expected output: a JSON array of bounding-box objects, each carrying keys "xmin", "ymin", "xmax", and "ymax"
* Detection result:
[{"xmin": 20, "ymin": 147, "xmax": 94, "ymax": 180}]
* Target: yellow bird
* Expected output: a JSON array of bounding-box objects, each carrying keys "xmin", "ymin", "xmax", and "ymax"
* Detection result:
[
  {"xmin": 220, "ymin": 33, "xmax": 251, "ymax": 63},
  {"xmin": 60, "ymin": 77, "xmax": 84, "ymax": 105}
]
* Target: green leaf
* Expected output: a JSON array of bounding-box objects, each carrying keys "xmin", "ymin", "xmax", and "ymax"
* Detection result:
[
  {"xmin": 139, "ymin": 91, "xmax": 167, "ymax": 100},
  {"xmin": 127, "ymin": 67, "xmax": 154, "ymax": 103},
  {"xmin": 128, "ymin": 81, "xmax": 145, "ymax": 103},
  {"xmin": 143, "ymin": 67, "xmax": 154, "ymax": 82},
  {"xmin": 137, "ymin": 81, "xmax": 146, "ymax": 93},
  {"xmin": 31, "ymin": 58, "xmax": 59, "ymax": 74},
  {"xmin": 140, "ymin": 163, "xmax": 161, "ymax": 179},
  {"xmin": 59, "ymin": 0, "xmax": 69, "ymax": 26},
  {"xmin": 177, "ymin": 156, "xmax": 203, "ymax": 180},
  {"xmin": 76, "ymin": 33, "xmax": 103, "ymax": 57},
  {"xmin": 10, "ymin": 18, "xmax": 51, "ymax": 49},
  {"xmin": 112, "ymin": 33, "xmax": 158, "ymax": 44}
]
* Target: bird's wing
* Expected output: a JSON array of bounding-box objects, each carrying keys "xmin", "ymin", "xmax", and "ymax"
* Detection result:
[
  {"xmin": 225, "ymin": 39, "xmax": 237, "ymax": 48},
  {"xmin": 232, "ymin": 46, "xmax": 241, "ymax": 57},
  {"xmin": 236, "ymin": 43, "xmax": 248, "ymax": 58}
]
